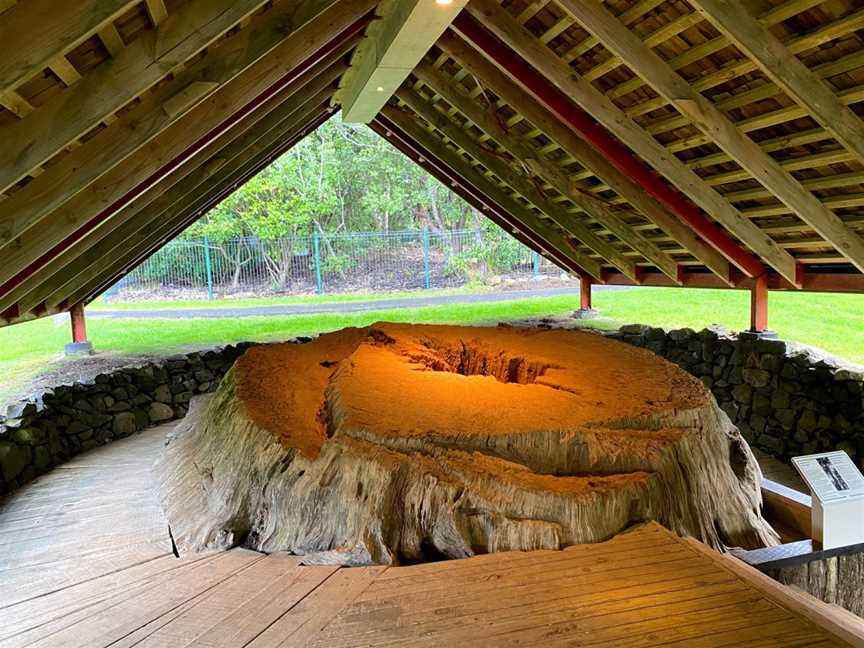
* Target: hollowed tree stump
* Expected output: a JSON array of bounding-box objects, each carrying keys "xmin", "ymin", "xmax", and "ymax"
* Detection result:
[{"xmin": 154, "ymin": 323, "xmax": 777, "ymax": 565}]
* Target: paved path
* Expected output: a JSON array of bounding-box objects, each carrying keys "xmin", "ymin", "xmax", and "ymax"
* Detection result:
[{"xmin": 90, "ymin": 287, "xmax": 586, "ymax": 319}]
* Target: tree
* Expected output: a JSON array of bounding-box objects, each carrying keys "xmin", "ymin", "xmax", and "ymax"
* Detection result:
[
  {"xmin": 183, "ymin": 118, "xmax": 487, "ymax": 257},
  {"xmin": 185, "ymin": 198, "xmax": 254, "ymax": 289}
]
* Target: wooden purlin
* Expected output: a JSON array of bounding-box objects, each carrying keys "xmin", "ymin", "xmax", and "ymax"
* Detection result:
[
  {"xmin": 367, "ymin": 119, "xmax": 584, "ymax": 278},
  {"xmin": 457, "ymin": 0, "xmax": 801, "ymax": 285},
  {"xmin": 372, "ymin": 112, "xmax": 600, "ymax": 278},
  {"xmin": 557, "ymin": 0, "xmax": 864, "ymax": 275},
  {"xmin": 75, "ymin": 109, "xmax": 337, "ymax": 311}
]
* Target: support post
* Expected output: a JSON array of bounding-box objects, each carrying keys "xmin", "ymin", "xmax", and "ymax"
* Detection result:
[
  {"xmin": 533, "ymin": 251, "xmax": 540, "ymax": 278},
  {"xmin": 203, "ymin": 237, "xmax": 214, "ymax": 301},
  {"xmin": 313, "ymin": 232, "xmax": 323, "ymax": 294},
  {"xmin": 422, "ymin": 226, "xmax": 431, "ymax": 290},
  {"xmin": 65, "ymin": 303, "xmax": 94, "ymax": 356},
  {"xmin": 573, "ymin": 276, "xmax": 599, "ymax": 319},
  {"xmin": 750, "ymin": 273, "xmax": 770, "ymax": 334}
]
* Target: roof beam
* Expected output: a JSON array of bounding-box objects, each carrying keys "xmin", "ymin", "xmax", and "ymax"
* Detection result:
[
  {"xmin": 0, "ymin": 0, "xmax": 138, "ymax": 95},
  {"xmin": 688, "ymin": 0, "xmax": 864, "ymax": 169},
  {"xmin": 46, "ymin": 101, "xmax": 334, "ymax": 313},
  {"xmin": 10, "ymin": 64, "xmax": 344, "ymax": 316},
  {"xmin": 339, "ymin": 0, "xmax": 468, "ymax": 123},
  {"xmin": 556, "ymin": 0, "xmax": 864, "ymax": 274},
  {"xmin": 0, "ymin": 0, "xmax": 274, "ymax": 194},
  {"xmin": 47, "ymin": 55, "xmax": 81, "ymax": 86},
  {"xmin": 457, "ymin": 0, "xmax": 799, "ymax": 286},
  {"xmin": 145, "ymin": 0, "xmax": 168, "ymax": 27},
  {"xmin": 0, "ymin": 2, "xmax": 374, "ymax": 297},
  {"xmin": 377, "ymin": 108, "xmax": 603, "ymax": 279},
  {"xmin": 97, "ymin": 23, "xmax": 125, "ymax": 57},
  {"xmin": 368, "ymin": 119, "xmax": 578, "ymax": 275},
  {"xmin": 0, "ymin": 90, "xmax": 33, "ymax": 118},
  {"xmin": 396, "ymin": 83, "xmax": 653, "ymax": 281},
  {"xmin": 76, "ymin": 111, "xmax": 335, "ymax": 309}
]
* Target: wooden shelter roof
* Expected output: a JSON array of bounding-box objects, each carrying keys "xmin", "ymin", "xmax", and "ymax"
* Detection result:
[{"xmin": 1, "ymin": 0, "xmax": 863, "ymax": 327}]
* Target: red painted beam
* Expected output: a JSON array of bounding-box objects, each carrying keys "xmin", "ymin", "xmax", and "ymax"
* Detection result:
[
  {"xmin": 369, "ymin": 119, "xmax": 565, "ymax": 271},
  {"xmin": 0, "ymin": 11, "xmax": 374, "ymax": 300},
  {"xmin": 79, "ymin": 111, "xmax": 336, "ymax": 307},
  {"xmin": 750, "ymin": 273, "xmax": 769, "ymax": 332},
  {"xmin": 371, "ymin": 114, "xmax": 588, "ymax": 278},
  {"xmin": 450, "ymin": 14, "xmax": 766, "ymax": 280},
  {"xmin": 69, "ymin": 303, "xmax": 87, "ymax": 343}
]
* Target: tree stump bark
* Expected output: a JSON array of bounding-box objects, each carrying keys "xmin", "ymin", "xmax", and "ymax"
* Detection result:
[{"xmin": 154, "ymin": 323, "xmax": 778, "ymax": 565}]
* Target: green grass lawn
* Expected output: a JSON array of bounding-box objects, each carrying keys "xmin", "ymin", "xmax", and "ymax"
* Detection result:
[{"xmin": 1, "ymin": 287, "xmax": 861, "ymax": 405}]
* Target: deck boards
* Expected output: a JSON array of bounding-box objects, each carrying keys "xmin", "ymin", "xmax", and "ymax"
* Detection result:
[{"xmin": 0, "ymin": 424, "xmax": 861, "ymax": 647}]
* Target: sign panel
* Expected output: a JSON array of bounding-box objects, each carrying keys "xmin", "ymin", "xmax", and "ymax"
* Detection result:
[
  {"xmin": 792, "ymin": 451, "xmax": 864, "ymax": 549},
  {"xmin": 792, "ymin": 451, "xmax": 864, "ymax": 503}
]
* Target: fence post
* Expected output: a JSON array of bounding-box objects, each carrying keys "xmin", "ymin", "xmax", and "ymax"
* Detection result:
[
  {"xmin": 533, "ymin": 251, "xmax": 540, "ymax": 278},
  {"xmin": 313, "ymin": 232, "xmax": 323, "ymax": 294},
  {"xmin": 422, "ymin": 226, "xmax": 431, "ymax": 290},
  {"xmin": 203, "ymin": 237, "xmax": 214, "ymax": 301}
]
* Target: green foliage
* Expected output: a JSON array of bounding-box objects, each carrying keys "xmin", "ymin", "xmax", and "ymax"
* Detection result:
[
  {"xmin": 184, "ymin": 119, "xmax": 478, "ymax": 242},
  {"xmin": 181, "ymin": 119, "xmax": 485, "ymax": 287},
  {"xmin": 446, "ymin": 223, "xmax": 531, "ymax": 277}
]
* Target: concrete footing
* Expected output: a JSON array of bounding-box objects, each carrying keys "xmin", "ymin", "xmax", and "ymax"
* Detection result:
[
  {"xmin": 64, "ymin": 341, "xmax": 94, "ymax": 356},
  {"xmin": 572, "ymin": 308, "xmax": 600, "ymax": 320}
]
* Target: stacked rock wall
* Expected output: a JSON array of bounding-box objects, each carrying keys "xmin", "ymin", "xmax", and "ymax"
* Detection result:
[
  {"xmin": 610, "ymin": 325, "xmax": 864, "ymax": 464},
  {"xmin": 2, "ymin": 324, "xmax": 862, "ymax": 496},
  {"xmin": 0, "ymin": 343, "xmax": 257, "ymax": 494}
]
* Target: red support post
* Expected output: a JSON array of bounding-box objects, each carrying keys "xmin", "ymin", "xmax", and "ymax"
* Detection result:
[
  {"xmin": 750, "ymin": 274, "xmax": 769, "ymax": 333},
  {"xmin": 580, "ymin": 275, "xmax": 592, "ymax": 311},
  {"xmin": 70, "ymin": 303, "xmax": 87, "ymax": 343},
  {"xmin": 573, "ymin": 275, "xmax": 598, "ymax": 319}
]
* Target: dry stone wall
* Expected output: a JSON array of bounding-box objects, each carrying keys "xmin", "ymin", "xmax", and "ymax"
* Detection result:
[
  {"xmin": 2, "ymin": 322, "xmax": 861, "ymax": 496},
  {"xmin": 0, "ymin": 342, "xmax": 263, "ymax": 494},
  {"xmin": 609, "ymin": 325, "xmax": 864, "ymax": 465}
]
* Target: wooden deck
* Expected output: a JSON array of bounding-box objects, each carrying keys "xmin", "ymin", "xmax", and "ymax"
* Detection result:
[{"xmin": 1, "ymin": 425, "xmax": 863, "ymax": 647}]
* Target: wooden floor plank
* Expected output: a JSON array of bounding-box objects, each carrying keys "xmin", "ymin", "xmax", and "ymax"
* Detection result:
[
  {"xmin": 186, "ymin": 563, "xmax": 339, "ymax": 648},
  {"xmin": 248, "ymin": 566, "xmax": 386, "ymax": 648},
  {"xmin": 132, "ymin": 553, "xmax": 305, "ymax": 647},
  {"xmin": 0, "ymin": 422, "xmax": 861, "ymax": 647},
  {"xmin": 26, "ymin": 550, "xmax": 264, "ymax": 648}
]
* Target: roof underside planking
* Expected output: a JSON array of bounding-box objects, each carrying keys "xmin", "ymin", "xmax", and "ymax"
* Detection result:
[{"xmin": 0, "ymin": 0, "xmax": 863, "ymax": 329}]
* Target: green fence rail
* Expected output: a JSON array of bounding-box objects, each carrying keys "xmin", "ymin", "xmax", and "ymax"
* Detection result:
[{"xmin": 105, "ymin": 228, "xmax": 565, "ymax": 301}]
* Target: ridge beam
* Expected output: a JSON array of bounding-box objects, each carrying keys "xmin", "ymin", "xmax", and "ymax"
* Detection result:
[{"xmin": 340, "ymin": 0, "xmax": 468, "ymax": 123}]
